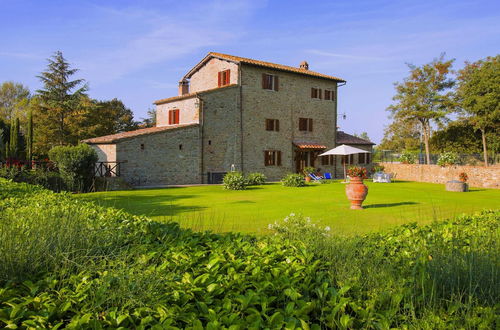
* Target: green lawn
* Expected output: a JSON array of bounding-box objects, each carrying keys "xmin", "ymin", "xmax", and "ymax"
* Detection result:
[{"xmin": 78, "ymin": 180, "xmax": 500, "ymax": 235}]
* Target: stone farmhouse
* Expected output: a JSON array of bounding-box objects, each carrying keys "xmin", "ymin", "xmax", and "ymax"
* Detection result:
[{"xmin": 84, "ymin": 53, "xmax": 374, "ymax": 186}]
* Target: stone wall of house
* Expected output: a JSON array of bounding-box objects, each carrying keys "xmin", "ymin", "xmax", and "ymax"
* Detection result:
[
  {"xmin": 240, "ymin": 64, "xmax": 338, "ymax": 181},
  {"xmin": 156, "ymin": 97, "xmax": 199, "ymax": 127},
  {"xmin": 116, "ymin": 126, "xmax": 201, "ymax": 186},
  {"xmin": 200, "ymin": 85, "xmax": 241, "ymax": 181},
  {"xmin": 91, "ymin": 144, "xmax": 116, "ymax": 162},
  {"xmin": 189, "ymin": 58, "xmax": 239, "ymax": 93},
  {"xmin": 380, "ymin": 163, "xmax": 500, "ymax": 189}
]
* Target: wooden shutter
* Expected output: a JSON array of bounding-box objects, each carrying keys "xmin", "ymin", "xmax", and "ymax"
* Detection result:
[
  {"xmin": 168, "ymin": 110, "xmax": 173, "ymax": 124},
  {"xmin": 308, "ymin": 118, "xmax": 313, "ymax": 132},
  {"xmin": 366, "ymin": 153, "xmax": 371, "ymax": 164},
  {"xmin": 225, "ymin": 69, "xmax": 230, "ymax": 84},
  {"xmin": 277, "ymin": 151, "xmax": 282, "ymax": 166},
  {"xmin": 262, "ymin": 74, "xmax": 267, "ymax": 89},
  {"xmin": 174, "ymin": 109, "xmax": 179, "ymax": 124},
  {"xmin": 319, "ymin": 89, "xmax": 322, "ymax": 99},
  {"xmin": 332, "ymin": 90, "xmax": 336, "ymax": 101},
  {"xmin": 274, "ymin": 76, "xmax": 279, "ymax": 91},
  {"xmin": 275, "ymin": 120, "xmax": 279, "ymax": 131},
  {"xmin": 264, "ymin": 151, "xmax": 269, "ymax": 166},
  {"xmin": 311, "ymin": 88, "xmax": 315, "ymax": 98},
  {"xmin": 218, "ymin": 72, "xmax": 222, "ymax": 87}
]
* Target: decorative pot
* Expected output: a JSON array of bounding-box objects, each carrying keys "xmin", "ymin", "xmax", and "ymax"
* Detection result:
[
  {"xmin": 305, "ymin": 176, "xmax": 311, "ymax": 182},
  {"xmin": 345, "ymin": 176, "xmax": 369, "ymax": 209}
]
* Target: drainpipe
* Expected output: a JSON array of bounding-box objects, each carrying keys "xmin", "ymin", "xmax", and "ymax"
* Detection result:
[
  {"xmin": 238, "ymin": 63, "xmax": 244, "ymax": 173},
  {"xmin": 335, "ymin": 81, "xmax": 347, "ymax": 178},
  {"xmin": 198, "ymin": 96, "xmax": 205, "ymax": 183}
]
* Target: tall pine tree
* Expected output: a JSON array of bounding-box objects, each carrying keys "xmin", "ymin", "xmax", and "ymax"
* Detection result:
[{"xmin": 36, "ymin": 51, "xmax": 87, "ymax": 152}]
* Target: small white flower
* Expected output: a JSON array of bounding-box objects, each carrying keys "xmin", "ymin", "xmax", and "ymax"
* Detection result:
[
  {"xmin": 324, "ymin": 226, "xmax": 331, "ymax": 231},
  {"xmin": 268, "ymin": 224, "xmax": 273, "ymax": 229},
  {"xmin": 286, "ymin": 258, "xmax": 291, "ymax": 264},
  {"xmin": 306, "ymin": 217, "xmax": 311, "ymax": 223},
  {"xmin": 290, "ymin": 213, "xmax": 295, "ymax": 217},
  {"xmin": 284, "ymin": 217, "xmax": 288, "ymax": 222}
]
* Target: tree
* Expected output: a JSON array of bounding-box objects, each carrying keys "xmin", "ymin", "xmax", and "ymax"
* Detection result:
[
  {"xmin": 430, "ymin": 120, "xmax": 483, "ymax": 154},
  {"xmin": 354, "ymin": 132, "xmax": 371, "ymax": 141},
  {"xmin": 456, "ymin": 55, "xmax": 500, "ymax": 166},
  {"xmin": 387, "ymin": 55, "xmax": 455, "ymax": 164},
  {"xmin": 36, "ymin": 51, "xmax": 87, "ymax": 149},
  {"xmin": 379, "ymin": 118, "xmax": 421, "ymax": 152},
  {"xmin": 140, "ymin": 108, "xmax": 156, "ymax": 128},
  {"xmin": 8, "ymin": 117, "xmax": 20, "ymax": 159},
  {"xmin": 0, "ymin": 81, "xmax": 30, "ymax": 121},
  {"xmin": 26, "ymin": 109, "xmax": 33, "ymax": 165}
]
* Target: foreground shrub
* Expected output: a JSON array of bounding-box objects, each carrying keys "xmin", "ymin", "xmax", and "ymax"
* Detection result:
[
  {"xmin": 245, "ymin": 172, "xmax": 266, "ymax": 185},
  {"xmin": 222, "ymin": 171, "xmax": 246, "ymax": 190},
  {"xmin": 269, "ymin": 209, "xmax": 500, "ymax": 328},
  {"xmin": 437, "ymin": 151, "xmax": 458, "ymax": 166},
  {"xmin": 0, "ymin": 167, "xmax": 66, "ymax": 192},
  {"xmin": 49, "ymin": 144, "xmax": 98, "ymax": 192},
  {"xmin": 281, "ymin": 173, "xmax": 305, "ymax": 187},
  {"xmin": 399, "ymin": 150, "xmax": 416, "ymax": 164}
]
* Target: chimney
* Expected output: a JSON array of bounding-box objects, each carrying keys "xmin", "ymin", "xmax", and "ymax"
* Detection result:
[
  {"xmin": 178, "ymin": 79, "xmax": 189, "ymax": 95},
  {"xmin": 299, "ymin": 61, "xmax": 309, "ymax": 70}
]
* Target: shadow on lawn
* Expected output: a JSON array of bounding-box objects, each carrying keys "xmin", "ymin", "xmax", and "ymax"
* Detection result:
[
  {"xmin": 364, "ymin": 201, "xmax": 418, "ymax": 209},
  {"xmin": 85, "ymin": 193, "xmax": 207, "ymax": 218}
]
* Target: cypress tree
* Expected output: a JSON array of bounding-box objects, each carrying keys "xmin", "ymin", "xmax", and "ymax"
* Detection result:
[
  {"xmin": 9, "ymin": 118, "xmax": 19, "ymax": 160},
  {"xmin": 27, "ymin": 109, "xmax": 33, "ymax": 166}
]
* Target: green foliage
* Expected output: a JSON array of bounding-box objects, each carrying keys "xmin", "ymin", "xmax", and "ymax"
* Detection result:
[
  {"xmin": 437, "ymin": 151, "xmax": 458, "ymax": 166},
  {"xmin": 245, "ymin": 172, "xmax": 266, "ymax": 185},
  {"xmin": 48, "ymin": 144, "xmax": 97, "ymax": 192},
  {"xmin": 270, "ymin": 210, "xmax": 500, "ymax": 328},
  {"xmin": 0, "ymin": 81, "xmax": 30, "ymax": 121},
  {"xmin": 379, "ymin": 118, "xmax": 421, "ymax": 152},
  {"xmin": 222, "ymin": 171, "xmax": 247, "ymax": 190},
  {"xmin": 281, "ymin": 173, "xmax": 305, "ymax": 187},
  {"xmin": 26, "ymin": 109, "xmax": 33, "ymax": 164},
  {"xmin": 268, "ymin": 213, "xmax": 330, "ymax": 240},
  {"xmin": 430, "ymin": 119, "xmax": 483, "ymax": 153},
  {"xmin": 8, "ymin": 117, "xmax": 20, "ymax": 159},
  {"xmin": 302, "ymin": 166, "xmax": 316, "ymax": 175},
  {"xmin": 0, "ymin": 179, "xmax": 340, "ymax": 328},
  {"xmin": 0, "ymin": 167, "xmax": 66, "ymax": 192},
  {"xmin": 372, "ymin": 165, "xmax": 385, "ymax": 173},
  {"xmin": 456, "ymin": 55, "xmax": 500, "ymax": 165},
  {"xmin": 387, "ymin": 54, "xmax": 455, "ymax": 163},
  {"xmin": 399, "ymin": 150, "xmax": 417, "ymax": 164}
]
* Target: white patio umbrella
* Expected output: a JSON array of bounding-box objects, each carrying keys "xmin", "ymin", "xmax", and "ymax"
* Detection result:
[{"xmin": 319, "ymin": 144, "xmax": 371, "ymax": 180}]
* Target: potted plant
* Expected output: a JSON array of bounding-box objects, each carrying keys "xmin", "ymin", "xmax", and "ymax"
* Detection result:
[
  {"xmin": 303, "ymin": 166, "xmax": 315, "ymax": 182},
  {"xmin": 345, "ymin": 166, "xmax": 369, "ymax": 209},
  {"xmin": 459, "ymin": 172, "xmax": 468, "ymax": 183}
]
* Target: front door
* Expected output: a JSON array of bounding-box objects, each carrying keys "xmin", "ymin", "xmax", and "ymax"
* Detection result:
[{"xmin": 295, "ymin": 150, "xmax": 316, "ymax": 173}]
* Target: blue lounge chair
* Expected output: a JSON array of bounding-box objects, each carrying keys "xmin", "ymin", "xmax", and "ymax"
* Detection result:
[
  {"xmin": 308, "ymin": 173, "xmax": 323, "ymax": 182},
  {"xmin": 324, "ymin": 173, "xmax": 332, "ymax": 180}
]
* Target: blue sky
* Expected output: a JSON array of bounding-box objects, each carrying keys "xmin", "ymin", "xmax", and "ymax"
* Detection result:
[{"xmin": 1, "ymin": 0, "xmax": 499, "ymax": 143}]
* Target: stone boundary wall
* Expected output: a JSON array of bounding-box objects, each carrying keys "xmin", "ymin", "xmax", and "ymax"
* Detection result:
[{"xmin": 379, "ymin": 163, "xmax": 500, "ymax": 189}]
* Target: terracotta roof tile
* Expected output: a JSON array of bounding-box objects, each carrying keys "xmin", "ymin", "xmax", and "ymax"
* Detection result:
[
  {"xmin": 82, "ymin": 124, "xmax": 199, "ymax": 144},
  {"xmin": 336, "ymin": 131, "xmax": 375, "ymax": 145},
  {"xmin": 207, "ymin": 52, "xmax": 345, "ymax": 82},
  {"xmin": 153, "ymin": 83, "xmax": 238, "ymax": 105},
  {"xmin": 294, "ymin": 142, "xmax": 327, "ymax": 149}
]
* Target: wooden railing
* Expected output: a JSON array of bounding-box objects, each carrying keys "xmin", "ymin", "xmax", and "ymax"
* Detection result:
[{"xmin": 94, "ymin": 162, "xmax": 124, "ymax": 177}]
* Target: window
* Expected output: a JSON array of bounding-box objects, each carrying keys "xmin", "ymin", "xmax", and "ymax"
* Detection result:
[
  {"xmin": 298, "ymin": 118, "xmax": 313, "ymax": 132},
  {"xmin": 218, "ymin": 69, "xmax": 231, "ymax": 87},
  {"xmin": 140, "ymin": 143, "xmax": 145, "ymax": 150},
  {"xmin": 311, "ymin": 87, "xmax": 322, "ymax": 99},
  {"xmin": 324, "ymin": 90, "xmax": 335, "ymax": 101},
  {"xmin": 321, "ymin": 155, "xmax": 335, "ymax": 165},
  {"xmin": 265, "ymin": 119, "xmax": 280, "ymax": 131},
  {"xmin": 264, "ymin": 150, "xmax": 282, "ymax": 166},
  {"xmin": 179, "ymin": 144, "xmax": 183, "ymax": 150},
  {"xmin": 208, "ymin": 140, "xmax": 212, "ymax": 145},
  {"xmin": 359, "ymin": 153, "xmax": 365, "ymax": 164},
  {"xmin": 349, "ymin": 154, "xmax": 355, "ymax": 164},
  {"xmin": 168, "ymin": 109, "xmax": 180, "ymax": 124},
  {"xmin": 262, "ymin": 73, "xmax": 279, "ymax": 91}
]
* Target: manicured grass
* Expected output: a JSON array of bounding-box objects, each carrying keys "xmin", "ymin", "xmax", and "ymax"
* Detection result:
[{"xmin": 78, "ymin": 180, "xmax": 500, "ymax": 234}]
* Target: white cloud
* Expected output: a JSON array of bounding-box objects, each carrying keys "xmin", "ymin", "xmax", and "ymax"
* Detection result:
[{"xmin": 77, "ymin": 0, "xmax": 263, "ymax": 84}]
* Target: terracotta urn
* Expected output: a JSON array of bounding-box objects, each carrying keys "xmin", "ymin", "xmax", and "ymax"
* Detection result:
[
  {"xmin": 305, "ymin": 176, "xmax": 311, "ymax": 182},
  {"xmin": 345, "ymin": 176, "xmax": 369, "ymax": 209}
]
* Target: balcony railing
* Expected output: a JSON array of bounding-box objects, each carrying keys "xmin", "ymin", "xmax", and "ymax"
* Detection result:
[{"xmin": 94, "ymin": 162, "xmax": 124, "ymax": 177}]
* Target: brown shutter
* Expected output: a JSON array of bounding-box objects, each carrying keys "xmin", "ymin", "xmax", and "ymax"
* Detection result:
[
  {"xmin": 262, "ymin": 74, "xmax": 266, "ymax": 89},
  {"xmin": 274, "ymin": 76, "xmax": 279, "ymax": 91},
  {"xmin": 265, "ymin": 119, "xmax": 270, "ymax": 131},
  {"xmin": 264, "ymin": 151, "xmax": 268, "ymax": 166},
  {"xmin": 168, "ymin": 110, "xmax": 172, "ymax": 124},
  {"xmin": 226, "ymin": 69, "xmax": 230, "ymax": 84},
  {"xmin": 218, "ymin": 72, "xmax": 222, "ymax": 87},
  {"xmin": 332, "ymin": 90, "xmax": 336, "ymax": 101},
  {"xmin": 175, "ymin": 109, "xmax": 179, "ymax": 124},
  {"xmin": 277, "ymin": 151, "xmax": 282, "ymax": 166},
  {"xmin": 311, "ymin": 88, "xmax": 314, "ymax": 98},
  {"xmin": 275, "ymin": 119, "xmax": 279, "ymax": 131},
  {"xmin": 319, "ymin": 89, "xmax": 322, "ymax": 99},
  {"xmin": 308, "ymin": 118, "xmax": 313, "ymax": 132},
  {"xmin": 367, "ymin": 153, "xmax": 371, "ymax": 164}
]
